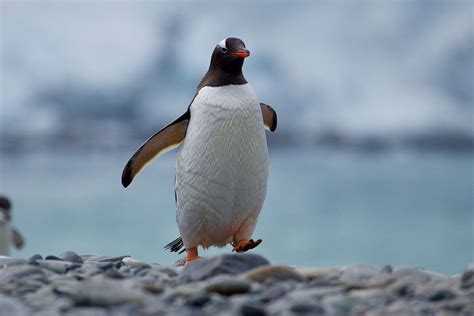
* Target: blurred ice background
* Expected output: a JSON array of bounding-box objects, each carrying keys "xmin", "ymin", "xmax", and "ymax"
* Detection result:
[{"xmin": 0, "ymin": 1, "xmax": 472, "ymax": 274}]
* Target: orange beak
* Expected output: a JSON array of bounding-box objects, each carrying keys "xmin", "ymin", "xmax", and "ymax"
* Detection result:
[{"xmin": 231, "ymin": 49, "xmax": 250, "ymax": 58}]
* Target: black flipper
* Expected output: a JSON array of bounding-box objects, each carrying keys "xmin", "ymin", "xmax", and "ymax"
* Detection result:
[{"xmin": 164, "ymin": 237, "xmax": 186, "ymax": 254}]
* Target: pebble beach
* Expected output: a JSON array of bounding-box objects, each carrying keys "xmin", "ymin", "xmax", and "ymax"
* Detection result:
[{"xmin": 0, "ymin": 252, "xmax": 473, "ymax": 315}]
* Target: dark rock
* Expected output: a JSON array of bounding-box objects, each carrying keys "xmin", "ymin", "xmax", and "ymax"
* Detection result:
[
  {"xmin": 428, "ymin": 289, "xmax": 456, "ymax": 301},
  {"xmin": 240, "ymin": 303, "xmax": 267, "ymax": 316},
  {"xmin": 63, "ymin": 307, "xmax": 109, "ymax": 316},
  {"xmin": 180, "ymin": 253, "xmax": 269, "ymax": 283},
  {"xmin": 290, "ymin": 302, "xmax": 325, "ymax": 314},
  {"xmin": 28, "ymin": 254, "xmax": 43, "ymax": 264},
  {"xmin": 103, "ymin": 268, "xmax": 125, "ymax": 279},
  {"xmin": 461, "ymin": 263, "xmax": 474, "ymax": 289},
  {"xmin": 186, "ymin": 294, "xmax": 210, "ymax": 307},
  {"xmin": 381, "ymin": 265, "xmax": 393, "ymax": 274},
  {"xmin": 60, "ymin": 251, "xmax": 84, "ymax": 264},
  {"xmin": 205, "ymin": 275, "xmax": 251, "ymax": 296},
  {"xmin": 45, "ymin": 255, "xmax": 63, "ymax": 261}
]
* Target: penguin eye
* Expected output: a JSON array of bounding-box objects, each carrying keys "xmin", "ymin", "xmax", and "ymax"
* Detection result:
[{"xmin": 220, "ymin": 47, "xmax": 228, "ymax": 53}]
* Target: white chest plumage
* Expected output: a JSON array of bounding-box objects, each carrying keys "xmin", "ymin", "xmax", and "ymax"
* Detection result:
[{"xmin": 175, "ymin": 84, "xmax": 269, "ymax": 249}]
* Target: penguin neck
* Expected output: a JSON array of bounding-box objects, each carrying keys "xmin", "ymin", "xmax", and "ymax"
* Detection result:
[{"xmin": 197, "ymin": 66, "xmax": 247, "ymax": 91}]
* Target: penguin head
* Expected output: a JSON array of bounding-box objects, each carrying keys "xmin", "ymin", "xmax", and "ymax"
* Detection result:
[
  {"xmin": 0, "ymin": 196, "xmax": 11, "ymax": 223},
  {"xmin": 210, "ymin": 37, "xmax": 250, "ymax": 73}
]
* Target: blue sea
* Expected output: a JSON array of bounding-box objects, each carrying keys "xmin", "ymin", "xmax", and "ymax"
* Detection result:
[{"xmin": 0, "ymin": 148, "xmax": 472, "ymax": 275}]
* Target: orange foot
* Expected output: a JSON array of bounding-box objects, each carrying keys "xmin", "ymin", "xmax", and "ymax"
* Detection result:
[
  {"xmin": 232, "ymin": 239, "xmax": 262, "ymax": 253},
  {"xmin": 185, "ymin": 247, "xmax": 201, "ymax": 266}
]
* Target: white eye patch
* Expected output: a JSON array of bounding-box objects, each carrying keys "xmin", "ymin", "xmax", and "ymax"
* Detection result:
[{"xmin": 218, "ymin": 38, "xmax": 227, "ymax": 49}]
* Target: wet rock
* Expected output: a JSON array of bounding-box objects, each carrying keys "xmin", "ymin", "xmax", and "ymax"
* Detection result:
[
  {"xmin": 60, "ymin": 251, "xmax": 84, "ymax": 264},
  {"xmin": 45, "ymin": 255, "xmax": 63, "ymax": 261},
  {"xmin": 180, "ymin": 253, "xmax": 269, "ymax": 283},
  {"xmin": 205, "ymin": 275, "xmax": 251, "ymax": 296},
  {"xmin": 243, "ymin": 265, "xmax": 304, "ymax": 283}
]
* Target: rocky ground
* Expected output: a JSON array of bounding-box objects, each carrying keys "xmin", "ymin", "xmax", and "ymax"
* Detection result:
[{"xmin": 0, "ymin": 252, "xmax": 472, "ymax": 315}]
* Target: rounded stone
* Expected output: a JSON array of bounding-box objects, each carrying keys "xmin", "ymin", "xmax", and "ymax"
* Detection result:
[
  {"xmin": 205, "ymin": 275, "xmax": 251, "ymax": 296},
  {"xmin": 240, "ymin": 303, "xmax": 267, "ymax": 316},
  {"xmin": 28, "ymin": 255, "xmax": 43, "ymax": 264},
  {"xmin": 244, "ymin": 265, "xmax": 304, "ymax": 283},
  {"xmin": 180, "ymin": 253, "xmax": 269, "ymax": 283},
  {"xmin": 59, "ymin": 251, "xmax": 84, "ymax": 264}
]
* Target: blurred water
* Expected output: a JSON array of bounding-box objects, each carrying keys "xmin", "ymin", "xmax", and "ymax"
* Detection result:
[{"xmin": 0, "ymin": 147, "xmax": 472, "ymax": 275}]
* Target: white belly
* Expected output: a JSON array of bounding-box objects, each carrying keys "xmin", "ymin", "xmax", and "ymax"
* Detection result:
[{"xmin": 175, "ymin": 84, "xmax": 268, "ymax": 248}]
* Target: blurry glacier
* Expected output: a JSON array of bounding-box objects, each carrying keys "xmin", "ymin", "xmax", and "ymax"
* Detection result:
[{"xmin": 1, "ymin": 1, "xmax": 473, "ymax": 152}]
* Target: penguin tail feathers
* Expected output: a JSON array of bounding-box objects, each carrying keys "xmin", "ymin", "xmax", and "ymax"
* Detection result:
[{"xmin": 164, "ymin": 237, "xmax": 186, "ymax": 254}]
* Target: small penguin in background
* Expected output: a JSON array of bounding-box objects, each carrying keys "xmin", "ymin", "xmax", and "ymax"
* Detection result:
[
  {"xmin": 122, "ymin": 37, "xmax": 277, "ymax": 264},
  {"xmin": 0, "ymin": 195, "xmax": 25, "ymax": 256}
]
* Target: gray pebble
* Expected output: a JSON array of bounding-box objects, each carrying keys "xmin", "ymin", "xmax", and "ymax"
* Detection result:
[
  {"xmin": 65, "ymin": 278, "xmax": 146, "ymax": 306},
  {"xmin": 0, "ymin": 265, "xmax": 47, "ymax": 283},
  {"xmin": 205, "ymin": 275, "xmax": 251, "ymax": 296},
  {"xmin": 36, "ymin": 260, "xmax": 80, "ymax": 274},
  {"xmin": 244, "ymin": 265, "xmax": 304, "ymax": 283},
  {"xmin": 290, "ymin": 302, "xmax": 325, "ymax": 314},
  {"xmin": 240, "ymin": 303, "xmax": 267, "ymax": 316},
  {"xmin": 60, "ymin": 251, "xmax": 84, "ymax": 264},
  {"xmin": 340, "ymin": 264, "xmax": 380, "ymax": 288},
  {"xmin": 180, "ymin": 253, "xmax": 269, "ymax": 283},
  {"xmin": 393, "ymin": 267, "xmax": 432, "ymax": 283},
  {"xmin": 0, "ymin": 294, "xmax": 30, "ymax": 316},
  {"xmin": 28, "ymin": 254, "xmax": 43, "ymax": 264}
]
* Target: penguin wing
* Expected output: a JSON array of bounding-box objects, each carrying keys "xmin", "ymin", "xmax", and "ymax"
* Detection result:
[
  {"xmin": 122, "ymin": 110, "xmax": 190, "ymax": 188},
  {"xmin": 260, "ymin": 103, "xmax": 277, "ymax": 132},
  {"xmin": 12, "ymin": 228, "xmax": 24, "ymax": 249}
]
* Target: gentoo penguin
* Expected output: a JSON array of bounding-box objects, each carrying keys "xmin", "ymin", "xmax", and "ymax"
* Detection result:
[
  {"xmin": 0, "ymin": 196, "xmax": 25, "ymax": 256},
  {"xmin": 122, "ymin": 37, "xmax": 277, "ymax": 264}
]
